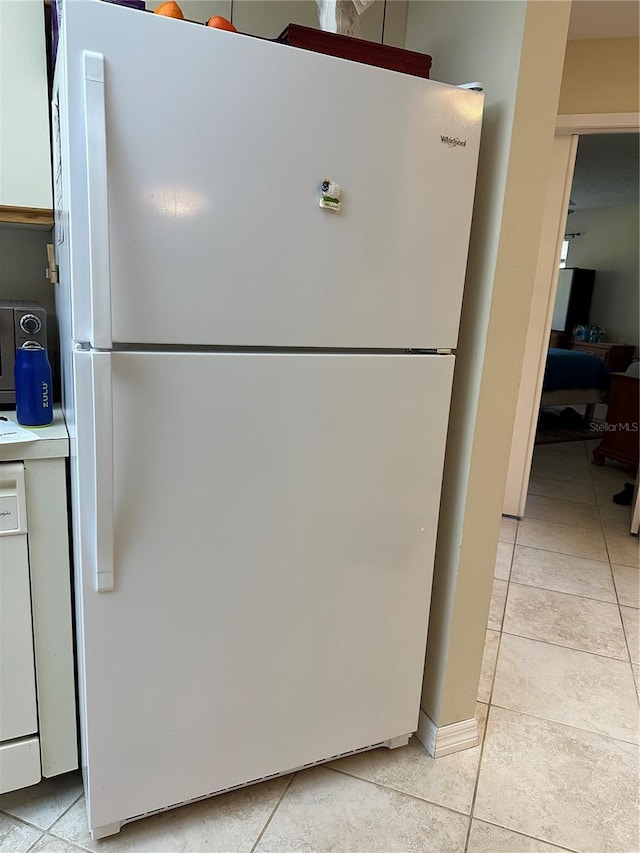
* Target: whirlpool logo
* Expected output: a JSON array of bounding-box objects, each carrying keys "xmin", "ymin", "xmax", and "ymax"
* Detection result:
[{"xmin": 441, "ymin": 135, "xmax": 467, "ymax": 148}]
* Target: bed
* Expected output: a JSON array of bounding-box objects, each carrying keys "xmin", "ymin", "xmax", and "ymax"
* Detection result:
[{"xmin": 540, "ymin": 348, "xmax": 611, "ymax": 418}]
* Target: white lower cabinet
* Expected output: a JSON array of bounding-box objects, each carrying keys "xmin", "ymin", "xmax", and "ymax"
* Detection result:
[
  {"xmin": 0, "ymin": 413, "xmax": 77, "ymax": 792},
  {"xmin": 0, "ymin": 463, "xmax": 40, "ymax": 792}
]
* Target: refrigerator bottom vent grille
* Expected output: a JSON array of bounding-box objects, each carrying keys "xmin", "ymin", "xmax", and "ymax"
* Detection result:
[{"xmin": 125, "ymin": 740, "xmax": 388, "ymax": 827}]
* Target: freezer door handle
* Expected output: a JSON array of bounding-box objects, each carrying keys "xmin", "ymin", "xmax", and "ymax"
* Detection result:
[
  {"xmin": 83, "ymin": 52, "xmax": 113, "ymax": 350},
  {"xmin": 91, "ymin": 352, "xmax": 115, "ymax": 591}
]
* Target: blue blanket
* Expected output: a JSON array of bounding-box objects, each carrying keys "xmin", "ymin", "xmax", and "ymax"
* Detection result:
[{"xmin": 543, "ymin": 348, "xmax": 610, "ymax": 392}]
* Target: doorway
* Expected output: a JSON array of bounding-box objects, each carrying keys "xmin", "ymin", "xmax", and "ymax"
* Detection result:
[{"xmin": 504, "ymin": 117, "xmax": 640, "ymax": 521}]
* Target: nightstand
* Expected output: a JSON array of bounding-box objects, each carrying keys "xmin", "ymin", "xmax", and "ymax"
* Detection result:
[
  {"xmin": 592, "ymin": 374, "xmax": 639, "ymax": 476},
  {"xmin": 567, "ymin": 341, "xmax": 635, "ymax": 372}
]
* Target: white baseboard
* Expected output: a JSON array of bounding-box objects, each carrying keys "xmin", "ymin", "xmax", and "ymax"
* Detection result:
[{"xmin": 415, "ymin": 709, "xmax": 479, "ymax": 758}]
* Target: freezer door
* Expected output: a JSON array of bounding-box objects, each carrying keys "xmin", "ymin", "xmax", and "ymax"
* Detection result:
[
  {"xmin": 73, "ymin": 350, "xmax": 454, "ymax": 831},
  {"xmin": 61, "ymin": 1, "xmax": 482, "ymax": 349}
]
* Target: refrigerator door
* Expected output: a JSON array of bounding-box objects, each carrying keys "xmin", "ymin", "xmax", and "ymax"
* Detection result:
[
  {"xmin": 73, "ymin": 349, "xmax": 453, "ymax": 832},
  {"xmin": 61, "ymin": 1, "xmax": 482, "ymax": 350}
]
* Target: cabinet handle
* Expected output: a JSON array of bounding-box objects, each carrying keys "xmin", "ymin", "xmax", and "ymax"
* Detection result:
[
  {"xmin": 83, "ymin": 52, "xmax": 112, "ymax": 350},
  {"xmin": 91, "ymin": 352, "xmax": 114, "ymax": 592}
]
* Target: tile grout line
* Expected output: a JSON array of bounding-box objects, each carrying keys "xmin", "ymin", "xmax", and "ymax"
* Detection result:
[
  {"xmin": 591, "ymin": 458, "xmax": 640, "ymax": 700},
  {"xmin": 249, "ymin": 772, "xmax": 297, "ymax": 853},
  {"xmin": 471, "ymin": 816, "xmax": 581, "ymax": 853},
  {"xmin": 508, "ymin": 454, "xmax": 634, "ymax": 704},
  {"xmin": 522, "ymin": 444, "xmax": 639, "ymax": 728},
  {"xmin": 0, "ymin": 810, "xmax": 46, "ymax": 833},
  {"xmin": 35, "ymin": 792, "xmax": 90, "ymax": 852},
  {"xmin": 24, "ymin": 834, "xmax": 45, "ymax": 853},
  {"xmin": 515, "ymin": 537, "xmax": 639, "ymax": 570},
  {"xmin": 528, "ymin": 475, "xmax": 598, "ymax": 493},
  {"xmin": 0, "ymin": 793, "xmax": 79, "ymax": 837},
  {"xmin": 507, "ymin": 578, "xmax": 623, "ymax": 609},
  {"xmin": 610, "ymin": 576, "xmax": 638, "ymax": 685},
  {"xmin": 40, "ymin": 831, "xmax": 93, "ymax": 853},
  {"xmin": 501, "ymin": 624, "xmax": 633, "ymax": 663},
  {"xmin": 498, "ymin": 445, "xmax": 638, "ymax": 848},
  {"xmin": 464, "ymin": 688, "xmax": 497, "ymax": 853},
  {"xmin": 45, "ymin": 791, "xmax": 84, "ymax": 834},
  {"xmin": 523, "ymin": 517, "xmax": 604, "ymax": 534},
  {"xmin": 326, "ymin": 764, "xmax": 472, "ymax": 823},
  {"xmin": 488, "ymin": 697, "xmax": 639, "ymax": 748},
  {"xmin": 631, "ymin": 664, "xmax": 640, "ymax": 708},
  {"xmin": 604, "ymin": 542, "xmax": 638, "ymax": 691},
  {"xmin": 536, "ymin": 445, "xmax": 639, "ymax": 736},
  {"xmin": 528, "ymin": 493, "xmax": 598, "ymax": 507},
  {"xmin": 0, "ymin": 779, "xmax": 84, "ymax": 835},
  {"xmin": 501, "ymin": 625, "xmax": 629, "ymax": 663},
  {"xmin": 521, "ymin": 501, "xmax": 607, "ymax": 531},
  {"xmin": 513, "ymin": 541, "xmax": 611, "ymax": 567},
  {"xmin": 586, "ymin": 447, "xmax": 637, "ymax": 674},
  {"xmin": 512, "ymin": 539, "xmax": 608, "ymax": 562},
  {"xmin": 506, "ymin": 578, "xmax": 618, "ymax": 606},
  {"xmin": 465, "ymin": 516, "xmax": 519, "ymax": 851}
]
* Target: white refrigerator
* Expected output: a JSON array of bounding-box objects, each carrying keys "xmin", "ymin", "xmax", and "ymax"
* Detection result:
[{"xmin": 52, "ymin": 0, "xmax": 483, "ymax": 838}]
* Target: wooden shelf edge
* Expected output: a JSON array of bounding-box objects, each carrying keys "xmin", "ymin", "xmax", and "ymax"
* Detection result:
[{"xmin": 0, "ymin": 205, "xmax": 54, "ymax": 227}]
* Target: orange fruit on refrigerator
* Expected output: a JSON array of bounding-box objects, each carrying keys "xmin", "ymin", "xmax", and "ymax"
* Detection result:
[
  {"xmin": 154, "ymin": 1, "xmax": 184, "ymax": 19},
  {"xmin": 206, "ymin": 15, "xmax": 237, "ymax": 32}
]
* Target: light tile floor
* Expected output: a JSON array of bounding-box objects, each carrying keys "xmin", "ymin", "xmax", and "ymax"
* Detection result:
[{"xmin": 1, "ymin": 441, "xmax": 638, "ymax": 852}]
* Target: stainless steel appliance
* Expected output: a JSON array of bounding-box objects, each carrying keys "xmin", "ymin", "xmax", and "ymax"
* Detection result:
[{"xmin": 0, "ymin": 301, "xmax": 48, "ymax": 405}]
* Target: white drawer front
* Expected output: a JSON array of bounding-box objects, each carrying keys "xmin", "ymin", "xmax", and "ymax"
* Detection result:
[
  {"xmin": 0, "ymin": 737, "xmax": 41, "ymax": 794},
  {"xmin": 0, "ymin": 463, "xmax": 38, "ymax": 742}
]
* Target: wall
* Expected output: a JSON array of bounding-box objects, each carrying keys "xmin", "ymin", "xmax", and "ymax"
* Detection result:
[
  {"xmin": 503, "ymin": 134, "xmax": 578, "ymax": 519},
  {"xmin": 404, "ymin": 0, "xmax": 571, "ymax": 729},
  {"xmin": 565, "ymin": 204, "xmax": 639, "ymax": 348},
  {"xmin": 147, "ymin": 0, "xmax": 408, "ymax": 45},
  {"xmin": 0, "ymin": 227, "xmax": 56, "ymax": 318},
  {"xmin": 0, "ymin": 226, "xmax": 59, "ymax": 384},
  {"xmin": 559, "ymin": 38, "xmax": 639, "ymax": 115},
  {"xmin": 505, "ymin": 33, "xmax": 640, "ymax": 518}
]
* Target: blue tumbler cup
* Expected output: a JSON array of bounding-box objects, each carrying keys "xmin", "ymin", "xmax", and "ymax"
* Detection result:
[{"xmin": 15, "ymin": 342, "xmax": 53, "ymax": 427}]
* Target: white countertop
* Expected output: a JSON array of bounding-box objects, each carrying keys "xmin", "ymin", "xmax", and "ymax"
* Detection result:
[{"xmin": 0, "ymin": 407, "xmax": 69, "ymax": 461}]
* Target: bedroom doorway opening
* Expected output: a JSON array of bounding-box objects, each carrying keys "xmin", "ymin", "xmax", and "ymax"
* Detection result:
[
  {"xmin": 504, "ymin": 123, "xmax": 640, "ymax": 522},
  {"xmin": 539, "ymin": 133, "xmax": 639, "ymax": 446}
]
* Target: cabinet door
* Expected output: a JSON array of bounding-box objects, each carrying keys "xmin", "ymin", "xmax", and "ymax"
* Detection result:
[
  {"xmin": 0, "ymin": 464, "xmax": 38, "ymax": 743},
  {"xmin": 0, "ymin": 0, "xmax": 52, "ymax": 213}
]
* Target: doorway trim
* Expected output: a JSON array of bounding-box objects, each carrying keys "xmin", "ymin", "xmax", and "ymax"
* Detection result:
[{"xmin": 504, "ymin": 112, "xmax": 640, "ymax": 518}]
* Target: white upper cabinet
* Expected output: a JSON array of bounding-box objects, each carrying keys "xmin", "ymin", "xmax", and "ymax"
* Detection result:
[{"xmin": 0, "ymin": 0, "xmax": 52, "ymax": 219}]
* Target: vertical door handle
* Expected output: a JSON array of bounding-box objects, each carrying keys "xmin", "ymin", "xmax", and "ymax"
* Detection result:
[
  {"xmin": 83, "ymin": 51, "xmax": 113, "ymax": 350},
  {"xmin": 91, "ymin": 352, "xmax": 114, "ymax": 591}
]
